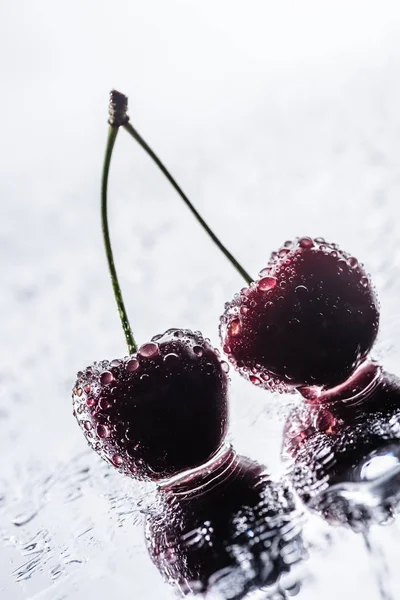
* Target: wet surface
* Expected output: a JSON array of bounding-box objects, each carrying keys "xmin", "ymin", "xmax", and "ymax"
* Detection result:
[{"xmin": 2, "ymin": 1, "xmax": 400, "ymax": 598}]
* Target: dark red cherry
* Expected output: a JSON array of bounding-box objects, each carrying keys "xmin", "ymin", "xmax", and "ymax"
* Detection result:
[
  {"xmin": 146, "ymin": 448, "xmax": 305, "ymax": 598},
  {"xmin": 220, "ymin": 237, "xmax": 379, "ymax": 392},
  {"xmin": 72, "ymin": 329, "xmax": 229, "ymax": 481},
  {"xmin": 282, "ymin": 369, "xmax": 400, "ymax": 526}
]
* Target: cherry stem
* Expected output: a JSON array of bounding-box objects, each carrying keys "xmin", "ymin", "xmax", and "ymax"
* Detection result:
[
  {"xmin": 122, "ymin": 117, "xmax": 253, "ymax": 285},
  {"xmin": 101, "ymin": 118, "xmax": 138, "ymax": 355}
]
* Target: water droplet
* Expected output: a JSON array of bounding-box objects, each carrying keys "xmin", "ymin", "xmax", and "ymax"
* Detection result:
[
  {"xmin": 84, "ymin": 421, "xmax": 92, "ymax": 431},
  {"xmin": 99, "ymin": 397, "xmax": 112, "ymax": 410},
  {"xmin": 113, "ymin": 455, "xmax": 123, "ymax": 466},
  {"xmin": 315, "ymin": 237, "xmax": 325, "ymax": 244},
  {"xmin": 100, "ymin": 371, "xmax": 114, "ymax": 385},
  {"xmin": 223, "ymin": 343, "xmax": 231, "ymax": 354},
  {"xmin": 97, "ymin": 424, "xmax": 110, "ymax": 438},
  {"xmin": 298, "ymin": 237, "xmax": 314, "ymax": 249},
  {"xmin": 228, "ymin": 318, "xmax": 241, "ymax": 337},
  {"xmin": 258, "ymin": 276, "xmax": 277, "ymax": 292},
  {"xmin": 221, "ymin": 361, "xmax": 230, "ymax": 373},
  {"xmin": 361, "ymin": 276, "xmax": 369, "ymax": 287},
  {"xmin": 174, "ymin": 330, "xmax": 184, "ymax": 338},
  {"xmin": 111, "ymin": 359, "xmax": 122, "ymax": 367},
  {"xmin": 258, "ymin": 267, "xmax": 270, "ymax": 277},
  {"xmin": 348, "ymin": 257, "xmax": 358, "ymax": 268},
  {"xmin": 205, "ymin": 363, "xmax": 214, "ymax": 374},
  {"xmin": 138, "ymin": 342, "xmax": 159, "ymax": 358},
  {"xmin": 84, "ymin": 384, "xmax": 91, "ymax": 394},
  {"xmin": 126, "ymin": 359, "xmax": 139, "ymax": 372},
  {"xmin": 295, "ymin": 285, "xmax": 308, "ymax": 296},
  {"xmin": 278, "ymin": 248, "xmax": 290, "ymax": 258},
  {"xmin": 249, "ymin": 375, "xmax": 261, "ymax": 385},
  {"xmin": 86, "ymin": 397, "xmax": 96, "ymax": 407},
  {"xmin": 140, "ymin": 374, "xmax": 150, "ymax": 383},
  {"xmin": 76, "ymin": 388, "xmax": 83, "ymax": 397},
  {"xmin": 193, "ymin": 346, "xmax": 203, "ymax": 357},
  {"xmin": 164, "ymin": 353, "xmax": 180, "ymax": 367}
]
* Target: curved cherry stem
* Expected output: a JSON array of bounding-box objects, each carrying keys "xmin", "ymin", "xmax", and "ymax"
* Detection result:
[
  {"xmin": 101, "ymin": 123, "xmax": 138, "ymax": 354},
  {"xmin": 122, "ymin": 119, "xmax": 253, "ymax": 285}
]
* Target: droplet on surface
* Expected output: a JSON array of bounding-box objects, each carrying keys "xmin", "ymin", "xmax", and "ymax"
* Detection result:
[
  {"xmin": 100, "ymin": 371, "xmax": 114, "ymax": 385},
  {"xmin": 249, "ymin": 375, "xmax": 261, "ymax": 385},
  {"xmin": 193, "ymin": 346, "xmax": 203, "ymax": 357},
  {"xmin": 97, "ymin": 424, "xmax": 111, "ymax": 439},
  {"xmin": 113, "ymin": 455, "xmax": 123, "ymax": 466},
  {"xmin": 86, "ymin": 397, "xmax": 96, "ymax": 407},
  {"xmin": 298, "ymin": 237, "xmax": 314, "ymax": 249},
  {"xmin": 361, "ymin": 276, "xmax": 369, "ymax": 287},
  {"xmin": 221, "ymin": 361, "xmax": 230, "ymax": 373},
  {"xmin": 228, "ymin": 318, "xmax": 241, "ymax": 337},
  {"xmin": 258, "ymin": 277, "xmax": 277, "ymax": 292},
  {"xmin": 84, "ymin": 384, "xmax": 91, "ymax": 394},
  {"xmin": 126, "ymin": 359, "xmax": 139, "ymax": 373},
  {"xmin": 138, "ymin": 342, "xmax": 159, "ymax": 358},
  {"xmin": 76, "ymin": 388, "xmax": 82, "ymax": 397},
  {"xmin": 348, "ymin": 257, "xmax": 358, "ymax": 268},
  {"xmin": 164, "ymin": 353, "xmax": 180, "ymax": 368},
  {"xmin": 84, "ymin": 421, "xmax": 92, "ymax": 431},
  {"xmin": 295, "ymin": 285, "xmax": 308, "ymax": 296},
  {"xmin": 99, "ymin": 397, "xmax": 112, "ymax": 410}
]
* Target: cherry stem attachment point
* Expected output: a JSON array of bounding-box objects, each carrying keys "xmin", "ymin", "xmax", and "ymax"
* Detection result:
[
  {"xmin": 121, "ymin": 110, "xmax": 253, "ymax": 285},
  {"xmin": 101, "ymin": 109, "xmax": 137, "ymax": 354}
]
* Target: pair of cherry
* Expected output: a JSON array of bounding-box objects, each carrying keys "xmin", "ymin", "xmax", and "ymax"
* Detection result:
[
  {"xmin": 71, "ymin": 89, "xmax": 400, "ymax": 597},
  {"xmin": 73, "ymin": 91, "xmax": 382, "ymax": 487}
]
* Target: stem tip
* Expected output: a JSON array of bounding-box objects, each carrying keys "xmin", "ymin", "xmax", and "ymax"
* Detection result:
[{"xmin": 109, "ymin": 90, "xmax": 130, "ymax": 128}]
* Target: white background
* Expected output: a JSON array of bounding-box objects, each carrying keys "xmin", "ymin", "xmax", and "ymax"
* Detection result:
[{"xmin": 1, "ymin": 1, "xmax": 400, "ymax": 598}]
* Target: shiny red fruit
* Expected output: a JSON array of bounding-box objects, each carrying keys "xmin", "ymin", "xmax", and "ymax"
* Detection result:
[
  {"xmin": 72, "ymin": 329, "xmax": 229, "ymax": 481},
  {"xmin": 220, "ymin": 237, "xmax": 379, "ymax": 392}
]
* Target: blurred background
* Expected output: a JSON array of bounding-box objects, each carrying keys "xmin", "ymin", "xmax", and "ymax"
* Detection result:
[{"xmin": 1, "ymin": 1, "xmax": 400, "ymax": 598}]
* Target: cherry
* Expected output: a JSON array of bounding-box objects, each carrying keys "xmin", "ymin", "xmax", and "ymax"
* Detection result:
[
  {"xmin": 146, "ymin": 447, "xmax": 305, "ymax": 598},
  {"xmin": 282, "ymin": 368, "xmax": 400, "ymax": 526},
  {"xmin": 220, "ymin": 237, "xmax": 379, "ymax": 392},
  {"xmin": 73, "ymin": 329, "xmax": 228, "ymax": 480},
  {"xmin": 72, "ymin": 92, "xmax": 228, "ymax": 482}
]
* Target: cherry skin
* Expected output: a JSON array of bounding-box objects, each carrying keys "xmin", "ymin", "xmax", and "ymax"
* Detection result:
[
  {"xmin": 146, "ymin": 448, "xmax": 305, "ymax": 598},
  {"xmin": 282, "ymin": 368, "xmax": 400, "ymax": 526},
  {"xmin": 220, "ymin": 237, "xmax": 379, "ymax": 392},
  {"xmin": 72, "ymin": 328, "xmax": 229, "ymax": 481}
]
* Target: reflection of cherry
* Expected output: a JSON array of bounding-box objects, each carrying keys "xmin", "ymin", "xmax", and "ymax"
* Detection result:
[
  {"xmin": 220, "ymin": 237, "xmax": 379, "ymax": 392},
  {"xmin": 72, "ymin": 93, "xmax": 228, "ymax": 482},
  {"xmin": 146, "ymin": 448, "xmax": 306, "ymax": 599},
  {"xmin": 282, "ymin": 368, "xmax": 400, "ymax": 525}
]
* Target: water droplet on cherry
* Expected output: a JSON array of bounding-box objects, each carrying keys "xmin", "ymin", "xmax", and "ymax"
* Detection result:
[
  {"xmin": 100, "ymin": 371, "xmax": 114, "ymax": 385},
  {"xmin": 228, "ymin": 319, "xmax": 241, "ymax": 336},
  {"xmin": 258, "ymin": 277, "xmax": 277, "ymax": 292},
  {"xmin": 139, "ymin": 342, "xmax": 159, "ymax": 358},
  {"xmin": 97, "ymin": 424, "xmax": 111, "ymax": 439},
  {"xmin": 126, "ymin": 359, "xmax": 139, "ymax": 372}
]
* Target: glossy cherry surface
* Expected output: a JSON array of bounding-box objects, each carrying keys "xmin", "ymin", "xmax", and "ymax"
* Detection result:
[
  {"xmin": 73, "ymin": 329, "xmax": 229, "ymax": 481},
  {"xmin": 220, "ymin": 237, "xmax": 379, "ymax": 392}
]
